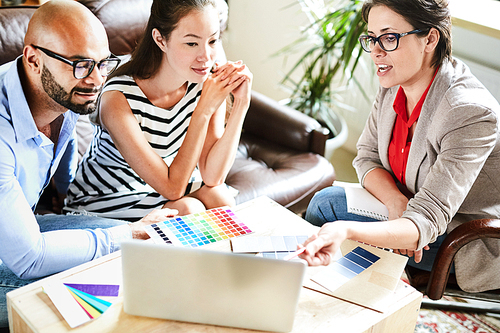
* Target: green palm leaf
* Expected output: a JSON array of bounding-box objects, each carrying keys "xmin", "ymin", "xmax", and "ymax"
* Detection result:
[{"xmin": 274, "ymin": 0, "xmax": 370, "ymax": 134}]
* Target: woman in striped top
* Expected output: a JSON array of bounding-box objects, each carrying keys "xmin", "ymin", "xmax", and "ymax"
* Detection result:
[{"xmin": 64, "ymin": 0, "xmax": 252, "ymax": 221}]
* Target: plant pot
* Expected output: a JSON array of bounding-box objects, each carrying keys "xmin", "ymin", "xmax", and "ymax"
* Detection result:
[
  {"xmin": 323, "ymin": 111, "xmax": 348, "ymax": 162},
  {"xmin": 279, "ymin": 98, "xmax": 348, "ymax": 159}
]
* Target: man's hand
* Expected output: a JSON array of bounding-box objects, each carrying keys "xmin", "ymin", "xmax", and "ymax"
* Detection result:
[{"xmin": 130, "ymin": 208, "xmax": 179, "ymax": 239}]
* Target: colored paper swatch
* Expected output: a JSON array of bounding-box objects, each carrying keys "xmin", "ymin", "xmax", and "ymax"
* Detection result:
[
  {"xmin": 64, "ymin": 283, "xmax": 119, "ymax": 297},
  {"xmin": 67, "ymin": 289, "xmax": 102, "ymax": 319},
  {"xmin": 311, "ymin": 246, "xmax": 380, "ymax": 293},
  {"xmin": 144, "ymin": 207, "xmax": 253, "ymax": 247},
  {"xmin": 260, "ymin": 235, "xmax": 308, "ymax": 260},
  {"xmin": 66, "ymin": 285, "xmax": 112, "ymax": 314},
  {"xmin": 42, "ymin": 281, "xmax": 92, "ymax": 328}
]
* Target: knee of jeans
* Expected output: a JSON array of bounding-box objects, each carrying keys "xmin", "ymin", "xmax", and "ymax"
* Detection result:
[
  {"xmin": 305, "ymin": 203, "xmax": 325, "ymax": 227},
  {"xmin": 305, "ymin": 211, "xmax": 330, "ymax": 227},
  {"xmin": 309, "ymin": 187, "xmax": 341, "ymax": 210},
  {"xmin": 309, "ymin": 189, "xmax": 328, "ymax": 208},
  {"xmin": 315, "ymin": 186, "xmax": 344, "ymax": 200},
  {"xmin": 306, "ymin": 194, "xmax": 321, "ymax": 217},
  {"xmin": 308, "ymin": 193, "xmax": 320, "ymax": 210}
]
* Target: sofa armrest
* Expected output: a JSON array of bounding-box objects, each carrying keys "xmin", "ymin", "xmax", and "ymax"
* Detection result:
[{"xmin": 243, "ymin": 91, "xmax": 330, "ymax": 156}]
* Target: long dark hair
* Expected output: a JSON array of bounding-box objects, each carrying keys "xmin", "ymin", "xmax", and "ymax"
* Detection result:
[
  {"xmin": 361, "ymin": 0, "xmax": 452, "ymax": 68},
  {"xmin": 113, "ymin": 0, "xmax": 216, "ymax": 79}
]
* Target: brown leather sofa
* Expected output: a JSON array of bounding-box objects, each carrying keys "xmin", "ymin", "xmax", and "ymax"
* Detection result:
[{"xmin": 0, "ymin": 0, "xmax": 335, "ymax": 214}]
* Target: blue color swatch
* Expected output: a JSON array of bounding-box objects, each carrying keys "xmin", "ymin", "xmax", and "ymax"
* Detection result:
[
  {"xmin": 312, "ymin": 246, "xmax": 381, "ymax": 293},
  {"xmin": 331, "ymin": 246, "xmax": 380, "ymax": 278}
]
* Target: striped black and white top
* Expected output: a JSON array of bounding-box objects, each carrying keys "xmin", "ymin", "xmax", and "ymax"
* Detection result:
[{"xmin": 64, "ymin": 75, "xmax": 204, "ymax": 221}]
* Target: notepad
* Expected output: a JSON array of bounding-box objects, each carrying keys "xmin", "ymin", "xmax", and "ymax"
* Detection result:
[
  {"xmin": 144, "ymin": 207, "xmax": 252, "ymax": 247},
  {"xmin": 336, "ymin": 181, "xmax": 389, "ymax": 220}
]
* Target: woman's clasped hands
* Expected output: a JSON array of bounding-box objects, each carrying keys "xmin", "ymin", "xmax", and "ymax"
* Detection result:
[{"xmin": 201, "ymin": 60, "xmax": 252, "ymax": 108}]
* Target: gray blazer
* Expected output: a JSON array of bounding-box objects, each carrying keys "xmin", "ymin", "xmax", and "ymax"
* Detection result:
[{"xmin": 353, "ymin": 58, "xmax": 500, "ymax": 292}]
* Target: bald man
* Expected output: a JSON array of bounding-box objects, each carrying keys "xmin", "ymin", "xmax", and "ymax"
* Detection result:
[{"xmin": 0, "ymin": 1, "xmax": 176, "ymax": 327}]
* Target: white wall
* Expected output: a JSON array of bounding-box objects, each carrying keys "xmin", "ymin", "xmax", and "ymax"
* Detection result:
[
  {"xmin": 452, "ymin": 26, "xmax": 500, "ymax": 103},
  {"xmin": 223, "ymin": 0, "xmax": 376, "ymax": 153},
  {"xmin": 223, "ymin": 0, "xmax": 309, "ymax": 101},
  {"xmin": 223, "ymin": 1, "xmax": 500, "ymax": 153}
]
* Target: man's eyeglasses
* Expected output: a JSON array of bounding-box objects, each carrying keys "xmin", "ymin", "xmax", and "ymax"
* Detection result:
[
  {"xmin": 32, "ymin": 45, "xmax": 121, "ymax": 79},
  {"xmin": 359, "ymin": 28, "xmax": 427, "ymax": 53}
]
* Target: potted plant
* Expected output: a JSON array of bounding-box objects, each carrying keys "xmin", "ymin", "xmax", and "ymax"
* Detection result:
[{"xmin": 276, "ymin": 0, "xmax": 370, "ymax": 156}]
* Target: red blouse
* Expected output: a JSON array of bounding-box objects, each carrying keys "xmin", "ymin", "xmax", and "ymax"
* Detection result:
[{"xmin": 388, "ymin": 68, "xmax": 439, "ymax": 186}]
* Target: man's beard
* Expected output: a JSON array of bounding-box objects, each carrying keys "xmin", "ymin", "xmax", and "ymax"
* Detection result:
[{"xmin": 41, "ymin": 65, "xmax": 101, "ymax": 115}]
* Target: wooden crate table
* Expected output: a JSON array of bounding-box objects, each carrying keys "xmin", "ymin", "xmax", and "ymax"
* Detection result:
[{"xmin": 7, "ymin": 196, "xmax": 422, "ymax": 332}]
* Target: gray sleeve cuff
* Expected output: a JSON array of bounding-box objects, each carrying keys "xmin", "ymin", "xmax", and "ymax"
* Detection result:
[{"xmin": 402, "ymin": 210, "xmax": 440, "ymax": 251}]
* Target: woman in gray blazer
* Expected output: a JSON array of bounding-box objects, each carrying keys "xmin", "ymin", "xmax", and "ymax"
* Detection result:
[{"xmin": 302, "ymin": 0, "xmax": 500, "ymax": 293}]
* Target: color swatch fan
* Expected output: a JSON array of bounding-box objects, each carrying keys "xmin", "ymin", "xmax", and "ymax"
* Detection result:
[{"xmin": 144, "ymin": 207, "xmax": 252, "ymax": 247}]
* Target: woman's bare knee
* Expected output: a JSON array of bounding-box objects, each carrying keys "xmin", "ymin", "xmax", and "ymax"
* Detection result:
[
  {"xmin": 194, "ymin": 184, "xmax": 235, "ymax": 209},
  {"xmin": 163, "ymin": 197, "xmax": 206, "ymax": 215}
]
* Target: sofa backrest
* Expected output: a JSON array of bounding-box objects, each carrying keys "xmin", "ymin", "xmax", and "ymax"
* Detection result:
[
  {"xmin": 0, "ymin": 0, "xmax": 228, "ymax": 66},
  {"xmin": 78, "ymin": 0, "xmax": 153, "ymax": 56},
  {"xmin": 0, "ymin": 6, "xmax": 37, "ymax": 65}
]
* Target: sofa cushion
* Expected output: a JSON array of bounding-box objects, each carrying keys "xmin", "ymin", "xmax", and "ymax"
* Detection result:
[
  {"xmin": 228, "ymin": 133, "xmax": 335, "ymax": 213},
  {"xmin": 243, "ymin": 91, "xmax": 325, "ymax": 153}
]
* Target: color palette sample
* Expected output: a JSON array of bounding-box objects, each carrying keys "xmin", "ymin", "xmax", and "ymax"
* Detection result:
[
  {"xmin": 231, "ymin": 235, "xmax": 309, "ymax": 260},
  {"xmin": 261, "ymin": 235, "xmax": 308, "ymax": 259},
  {"xmin": 144, "ymin": 207, "xmax": 252, "ymax": 247},
  {"xmin": 312, "ymin": 246, "xmax": 380, "ymax": 293}
]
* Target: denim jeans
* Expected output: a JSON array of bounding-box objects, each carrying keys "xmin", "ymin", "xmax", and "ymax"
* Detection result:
[
  {"xmin": 305, "ymin": 186, "xmax": 379, "ymax": 226},
  {"xmin": 305, "ymin": 186, "xmax": 453, "ymax": 274},
  {"xmin": 0, "ymin": 214, "xmax": 126, "ymax": 328}
]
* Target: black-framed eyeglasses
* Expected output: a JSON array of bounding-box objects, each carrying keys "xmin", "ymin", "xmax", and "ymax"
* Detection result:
[
  {"xmin": 359, "ymin": 28, "xmax": 427, "ymax": 53},
  {"xmin": 32, "ymin": 45, "xmax": 121, "ymax": 79}
]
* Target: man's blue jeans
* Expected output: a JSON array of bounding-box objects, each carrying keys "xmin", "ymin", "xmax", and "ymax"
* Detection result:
[
  {"xmin": 0, "ymin": 214, "xmax": 126, "ymax": 328},
  {"xmin": 305, "ymin": 186, "xmax": 452, "ymax": 274}
]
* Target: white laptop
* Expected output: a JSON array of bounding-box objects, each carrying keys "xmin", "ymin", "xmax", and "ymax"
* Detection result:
[{"xmin": 121, "ymin": 240, "xmax": 306, "ymax": 332}]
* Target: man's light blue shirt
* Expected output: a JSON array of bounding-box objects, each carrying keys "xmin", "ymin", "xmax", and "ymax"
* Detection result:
[{"xmin": 0, "ymin": 58, "xmax": 131, "ymax": 279}]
